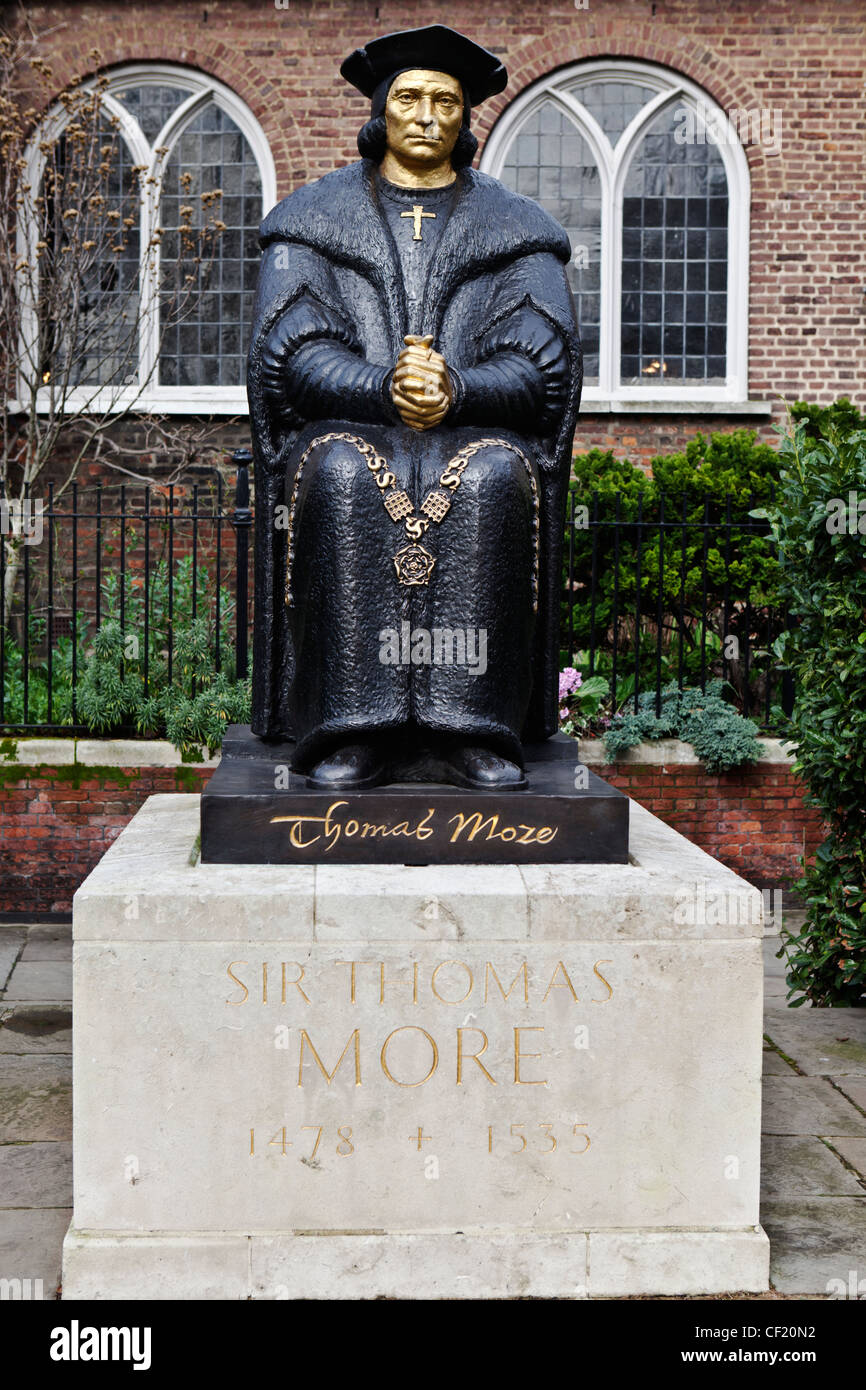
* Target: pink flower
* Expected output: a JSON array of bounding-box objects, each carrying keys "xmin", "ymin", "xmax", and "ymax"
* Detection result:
[
  {"xmin": 559, "ymin": 706, "xmax": 570, "ymax": 722},
  {"xmin": 558, "ymin": 666, "xmax": 582, "ymax": 700}
]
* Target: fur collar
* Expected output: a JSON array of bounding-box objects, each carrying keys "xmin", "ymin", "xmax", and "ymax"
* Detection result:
[{"xmin": 259, "ymin": 161, "xmax": 571, "ymax": 343}]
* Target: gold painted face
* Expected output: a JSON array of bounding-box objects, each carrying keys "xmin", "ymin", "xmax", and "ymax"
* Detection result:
[{"xmin": 384, "ymin": 69, "xmax": 464, "ymax": 171}]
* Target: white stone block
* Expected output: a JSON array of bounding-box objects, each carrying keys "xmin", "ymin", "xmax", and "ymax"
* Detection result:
[
  {"xmin": 314, "ymin": 862, "xmax": 529, "ymax": 941},
  {"xmin": 587, "ymin": 1229, "xmax": 770, "ymax": 1296},
  {"xmin": 63, "ymin": 793, "xmax": 768, "ymax": 1299},
  {"xmin": 62, "ymin": 1229, "xmax": 249, "ymax": 1300},
  {"xmin": 251, "ymin": 1232, "xmax": 588, "ymax": 1300}
]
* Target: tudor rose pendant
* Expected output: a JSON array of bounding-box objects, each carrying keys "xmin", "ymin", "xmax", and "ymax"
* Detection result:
[{"xmin": 393, "ymin": 543, "xmax": 436, "ymax": 586}]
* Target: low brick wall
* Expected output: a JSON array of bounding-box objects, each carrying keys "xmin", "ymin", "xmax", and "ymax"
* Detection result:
[
  {"xmin": 0, "ymin": 738, "xmax": 824, "ymax": 915},
  {"xmin": 0, "ymin": 742, "xmax": 216, "ymax": 916},
  {"xmin": 584, "ymin": 760, "xmax": 823, "ymax": 890}
]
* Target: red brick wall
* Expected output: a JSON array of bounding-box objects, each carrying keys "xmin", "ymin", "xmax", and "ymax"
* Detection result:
[
  {"xmin": 0, "ymin": 757, "xmax": 823, "ymax": 914},
  {"xmin": 41, "ymin": 412, "xmax": 780, "ymax": 492},
  {"xmin": 573, "ymin": 410, "xmax": 777, "ymax": 469},
  {"xmin": 0, "ymin": 764, "xmax": 212, "ymax": 915},
  {"xmin": 587, "ymin": 759, "xmax": 825, "ymax": 887},
  {"xmin": 10, "ymin": 0, "xmax": 864, "ymax": 469}
]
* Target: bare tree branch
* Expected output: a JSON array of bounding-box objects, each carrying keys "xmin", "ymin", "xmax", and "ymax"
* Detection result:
[{"xmin": 0, "ymin": 14, "xmax": 232, "ymax": 623}]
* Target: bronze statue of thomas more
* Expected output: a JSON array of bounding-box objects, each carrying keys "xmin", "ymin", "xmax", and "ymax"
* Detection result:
[{"xmin": 247, "ymin": 25, "xmax": 582, "ymax": 791}]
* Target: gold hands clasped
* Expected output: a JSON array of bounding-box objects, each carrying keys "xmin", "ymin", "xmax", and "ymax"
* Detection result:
[{"xmin": 391, "ymin": 333, "xmax": 451, "ymax": 432}]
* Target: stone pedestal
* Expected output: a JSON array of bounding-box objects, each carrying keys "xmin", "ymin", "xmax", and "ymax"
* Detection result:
[{"xmin": 63, "ymin": 793, "xmax": 769, "ymax": 1299}]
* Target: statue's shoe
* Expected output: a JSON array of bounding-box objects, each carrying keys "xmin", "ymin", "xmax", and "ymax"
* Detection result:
[
  {"xmin": 306, "ymin": 742, "xmax": 385, "ymax": 790},
  {"xmin": 442, "ymin": 744, "xmax": 527, "ymax": 791}
]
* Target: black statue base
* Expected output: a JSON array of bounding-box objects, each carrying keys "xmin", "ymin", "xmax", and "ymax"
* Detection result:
[{"xmin": 200, "ymin": 726, "xmax": 629, "ymax": 866}]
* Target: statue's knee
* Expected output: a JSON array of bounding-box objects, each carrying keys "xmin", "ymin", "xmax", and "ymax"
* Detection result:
[
  {"xmin": 457, "ymin": 445, "xmax": 534, "ymax": 503},
  {"xmin": 301, "ymin": 436, "xmax": 377, "ymax": 500}
]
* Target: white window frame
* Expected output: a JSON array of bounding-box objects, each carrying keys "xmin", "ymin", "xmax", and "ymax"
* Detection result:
[
  {"xmin": 481, "ymin": 59, "xmax": 751, "ymax": 406},
  {"xmin": 17, "ymin": 62, "xmax": 276, "ymax": 415}
]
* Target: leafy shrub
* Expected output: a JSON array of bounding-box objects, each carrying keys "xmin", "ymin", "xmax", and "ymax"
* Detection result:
[
  {"xmin": 0, "ymin": 617, "xmax": 78, "ymax": 725},
  {"xmin": 564, "ymin": 431, "xmax": 784, "ymax": 719},
  {"xmin": 603, "ymin": 679, "xmax": 762, "ymax": 775},
  {"xmin": 763, "ymin": 420, "xmax": 866, "ymax": 1006},
  {"xmin": 789, "ymin": 396, "xmax": 865, "ymax": 446},
  {"xmin": 76, "ymin": 557, "xmax": 250, "ymax": 756},
  {"xmin": 1, "ymin": 556, "xmax": 250, "ymax": 756},
  {"xmin": 77, "ymin": 616, "xmax": 250, "ymax": 758}
]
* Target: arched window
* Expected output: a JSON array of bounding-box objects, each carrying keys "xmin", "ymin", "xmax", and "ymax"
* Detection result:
[
  {"xmin": 23, "ymin": 64, "xmax": 276, "ymax": 413},
  {"xmin": 482, "ymin": 61, "xmax": 750, "ymax": 405}
]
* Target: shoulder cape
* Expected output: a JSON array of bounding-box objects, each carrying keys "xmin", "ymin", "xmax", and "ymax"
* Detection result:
[{"xmin": 259, "ymin": 160, "xmax": 571, "ymax": 272}]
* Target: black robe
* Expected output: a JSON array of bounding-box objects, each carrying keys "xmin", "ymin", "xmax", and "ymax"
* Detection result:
[{"xmin": 246, "ymin": 158, "xmax": 582, "ymax": 769}]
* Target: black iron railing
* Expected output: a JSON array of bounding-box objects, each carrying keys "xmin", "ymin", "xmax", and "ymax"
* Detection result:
[
  {"xmin": 561, "ymin": 485, "xmax": 795, "ymax": 725},
  {"xmin": 0, "ymin": 449, "xmax": 253, "ymax": 733},
  {"xmin": 0, "ymin": 463, "xmax": 794, "ymax": 735}
]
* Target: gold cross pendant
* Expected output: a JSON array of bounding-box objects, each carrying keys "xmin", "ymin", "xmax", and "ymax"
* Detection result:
[{"xmin": 401, "ymin": 204, "xmax": 436, "ymax": 241}]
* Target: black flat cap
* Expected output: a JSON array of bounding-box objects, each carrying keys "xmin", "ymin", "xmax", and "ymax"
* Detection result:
[{"xmin": 340, "ymin": 25, "xmax": 507, "ymax": 107}]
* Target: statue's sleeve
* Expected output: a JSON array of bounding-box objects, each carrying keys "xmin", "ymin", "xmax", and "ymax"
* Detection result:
[
  {"xmin": 447, "ymin": 254, "xmax": 574, "ymax": 435},
  {"xmin": 259, "ymin": 288, "xmax": 395, "ymax": 426}
]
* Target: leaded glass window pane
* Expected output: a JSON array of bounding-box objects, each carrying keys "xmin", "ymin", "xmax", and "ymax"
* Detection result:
[
  {"xmin": 112, "ymin": 83, "xmax": 195, "ymax": 143},
  {"xmin": 47, "ymin": 117, "xmax": 141, "ymax": 387},
  {"xmin": 565, "ymin": 80, "xmax": 655, "ymax": 143},
  {"xmin": 158, "ymin": 102, "xmax": 262, "ymax": 387},
  {"xmin": 500, "ymin": 101, "xmax": 601, "ymax": 383},
  {"xmin": 620, "ymin": 105, "xmax": 728, "ymax": 384}
]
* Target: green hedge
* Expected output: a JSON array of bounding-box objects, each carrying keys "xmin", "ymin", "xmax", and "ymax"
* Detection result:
[
  {"xmin": 762, "ymin": 417, "xmax": 866, "ymax": 1006},
  {"xmin": 563, "ymin": 428, "xmax": 783, "ymax": 719}
]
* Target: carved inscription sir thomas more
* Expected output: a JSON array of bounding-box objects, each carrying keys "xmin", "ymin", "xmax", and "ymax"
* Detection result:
[
  {"xmin": 270, "ymin": 800, "xmax": 558, "ymax": 851},
  {"xmin": 224, "ymin": 956, "xmax": 614, "ymax": 1089}
]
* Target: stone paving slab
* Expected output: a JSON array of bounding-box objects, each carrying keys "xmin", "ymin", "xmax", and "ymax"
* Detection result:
[
  {"xmin": 0, "ymin": 929, "xmax": 25, "ymax": 992},
  {"xmin": 761, "ymin": 1198, "xmax": 866, "ymax": 1296},
  {"xmin": 761, "ymin": 1048, "xmax": 797, "ymax": 1076},
  {"xmin": 763, "ymin": 936, "xmax": 791, "ymax": 979},
  {"xmin": 0, "ymin": 1141, "xmax": 72, "ymax": 1207},
  {"xmin": 761, "ymin": 1076, "xmax": 866, "ymax": 1137},
  {"xmin": 3, "ymin": 960, "xmax": 73, "ymax": 1003},
  {"xmin": 0, "ymin": 1208, "xmax": 71, "ymax": 1297},
  {"xmin": 764, "ymin": 1008, "xmax": 866, "ymax": 1077},
  {"xmin": 0, "ymin": 1056, "xmax": 72, "ymax": 1142},
  {"xmin": 26, "ymin": 922, "xmax": 73, "ymax": 939},
  {"xmin": 760, "ymin": 1136, "xmax": 864, "ymax": 1197},
  {"xmin": 826, "ymin": 1137, "xmax": 866, "ymax": 1179},
  {"xmin": 20, "ymin": 928, "xmax": 72, "ymax": 962},
  {"xmin": 0, "ymin": 1006, "xmax": 72, "ymax": 1054},
  {"xmin": 763, "ymin": 981, "xmax": 790, "ymax": 1004},
  {"xmin": 834, "ymin": 1080, "xmax": 866, "ymax": 1114}
]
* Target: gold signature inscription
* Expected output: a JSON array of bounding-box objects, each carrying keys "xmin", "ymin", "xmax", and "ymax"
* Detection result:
[{"xmin": 269, "ymin": 801, "xmax": 558, "ymax": 851}]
